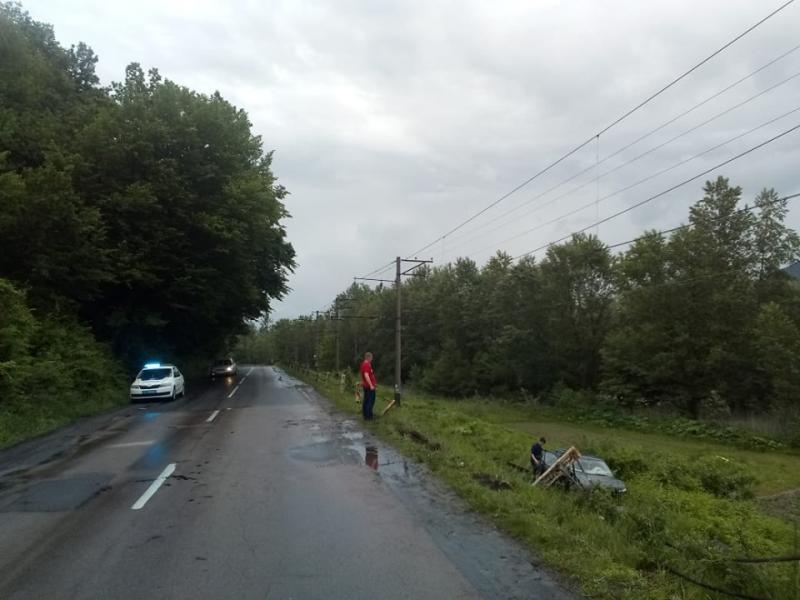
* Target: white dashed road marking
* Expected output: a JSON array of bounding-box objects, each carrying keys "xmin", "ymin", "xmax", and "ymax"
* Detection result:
[
  {"xmin": 228, "ymin": 385, "xmax": 240, "ymax": 398},
  {"xmin": 206, "ymin": 410, "xmax": 220, "ymax": 423},
  {"xmin": 131, "ymin": 463, "xmax": 176, "ymax": 510},
  {"xmin": 108, "ymin": 440, "xmax": 155, "ymax": 448}
]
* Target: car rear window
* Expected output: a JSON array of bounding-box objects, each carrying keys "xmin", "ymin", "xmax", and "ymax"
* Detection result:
[
  {"xmin": 139, "ymin": 368, "xmax": 172, "ymax": 380},
  {"xmin": 579, "ymin": 458, "xmax": 614, "ymax": 476}
]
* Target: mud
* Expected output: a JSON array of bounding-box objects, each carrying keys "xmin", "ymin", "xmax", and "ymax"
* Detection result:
[
  {"xmin": 472, "ymin": 473, "xmax": 512, "ymax": 491},
  {"xmin": 396, "ymin": 426, "xmax": 442, "ymax": 451}
]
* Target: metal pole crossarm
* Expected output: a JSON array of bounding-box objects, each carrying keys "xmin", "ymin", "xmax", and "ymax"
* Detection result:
[{"xmin": 401, "ymin": 259, "xmax": 433, "ymax": 276}]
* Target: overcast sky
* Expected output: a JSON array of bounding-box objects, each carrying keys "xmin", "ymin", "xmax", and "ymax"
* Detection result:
[{"xmin": 25, "ymin": 0, "xmax": 800, "ymax": 319}]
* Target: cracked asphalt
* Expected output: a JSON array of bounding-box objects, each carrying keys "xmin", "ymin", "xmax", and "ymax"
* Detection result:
[{"xmin": 0, "ymin": 366, "xmax": 574, "ymax": 599}]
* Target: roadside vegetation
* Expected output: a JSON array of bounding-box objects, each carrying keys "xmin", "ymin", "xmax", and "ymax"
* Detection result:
[
  {"xmin": 0, "ymin": 3, "xmax": 294, "ymax": 447},
  {"xmin": 250, "ymin": 175, "xmax": 800, "ymax": 446},
  {"xmin": 0, "ymin": 281, "xmax": 128, "ymax": 447},
  {"xmin": 296, "ymin": 369, "xmax": 800, "ymax": 600}
]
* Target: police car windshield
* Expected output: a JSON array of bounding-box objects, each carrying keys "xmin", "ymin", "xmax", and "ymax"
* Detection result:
[{"xmin": 139, "ymin": 368, "xmax": 171, "ymax": 380}]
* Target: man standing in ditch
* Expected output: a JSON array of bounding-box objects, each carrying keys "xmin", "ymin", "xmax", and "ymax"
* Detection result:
[
  {"xmin": 360, "ymin": 352, "xmax": 377, "ymax": 421},
  {"xmin": 531, "ymin": 436, "xmax": 546, "ymax": 478}
]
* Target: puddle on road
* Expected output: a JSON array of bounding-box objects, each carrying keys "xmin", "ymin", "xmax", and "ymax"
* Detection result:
[
  {"xmin": 287, "ymin": 435, "xmax": 411, "ymax": 480},
  {"xmin": 283, "ymin": 398, "xmax": 414, "ymax": 478},
  {"xmin": 288, "ymin": 441, "xmax": 361, "ymax": 465}
]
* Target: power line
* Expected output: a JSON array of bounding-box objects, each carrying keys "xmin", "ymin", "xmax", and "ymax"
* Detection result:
[
  {"xmin": 605, "ymin": 192, "xmax": 800, "ymax": 251},
  {"xmin": 441, "ymin": 48, "xmax": 800, "ymax": 250},
  {"xmin": 514, "ymin": 121, "xmax": 800, "ymax": 260},
  {"xmin": 401, "ymin": 0, "xmax": 797, "ymax": 260},
  {"xmin": 449, "ymin": 105, "xmax": 800, "ymax": 262},
  {"xmin": 304, "ymin": 195, "xmax": 799, "ymax": 326},
  {"xmin": 597, "ymin": 0, "xmax": 796, "ymax": 137},
  {"xmin": 360, "ymin": 260, "xmax": 395, "ymax": 279}
]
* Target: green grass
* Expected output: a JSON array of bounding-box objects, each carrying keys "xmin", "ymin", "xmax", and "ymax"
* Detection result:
[
  {"xmin": 0, "ymin": 381, "xmax": 128, "ymax": 449},
  {"xmin": 508, "ymin": 419, "xmax": 800, "ymax": 496},
  {"xmin": 294, "ymin": 368, "xmax": 800, "ymax": 600}
]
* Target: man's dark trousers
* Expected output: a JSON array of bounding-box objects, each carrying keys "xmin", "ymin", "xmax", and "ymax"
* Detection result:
[{"xmin": 363, "ymin": 388, "xmax": 376, "ymax": 420}]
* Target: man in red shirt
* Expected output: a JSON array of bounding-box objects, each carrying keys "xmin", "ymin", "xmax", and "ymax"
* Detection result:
[{"xmin": 360, "ymin": 352, "xmax": 377, "ymax": 421}]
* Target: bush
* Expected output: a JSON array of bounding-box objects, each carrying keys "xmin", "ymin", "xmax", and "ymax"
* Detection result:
[
  {"xmin": 0, "ymin": 279, "xmax": 128, "ymax": 448},
  {"xmin": 603, "ymin": 447, "xmax": 650, "ymax": 479},
  {"xmin": 690, "ymin": 456, "xmax": 756, "ymax": 499}
]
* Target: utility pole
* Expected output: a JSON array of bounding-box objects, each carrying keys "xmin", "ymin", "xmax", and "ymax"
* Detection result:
[
  {"xmin": 336, "ymin": 307, "xmax": 340, "ymax": 373},
  {"xmin": 355, "ymin": 257, "xmax": 431, "ymax": 409},
  {"xmin": 312, "ymin": 311, "xmax": 322, "ymax": 370},
  {"xmin": 394, "ymin": 257, "xmax": 402, "ymax": 406}
]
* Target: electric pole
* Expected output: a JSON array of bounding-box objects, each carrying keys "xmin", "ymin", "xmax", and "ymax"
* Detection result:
[
  {"xmin": 355, "ymin": 257, "xmax": 431, "ymax": 409},
  {"xmin": 394, "ymin": 257, "xmax": 402, "ymax": 406},
  {"xmin": 336, "ymin": 307, "xmax": 340, "ymax": 373}
]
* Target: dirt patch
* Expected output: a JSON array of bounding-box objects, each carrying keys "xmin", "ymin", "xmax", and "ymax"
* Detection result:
[
  {"xmin": 758, "ymin": 488, "xmax": 800, "ymax": 521},
  {"xmin": 473, "ymin": 473, "xmax": 512, "ymax": 491},
  {"xmin": 397, "ymin": 426, "xmax": 441, "ymax": 451}
]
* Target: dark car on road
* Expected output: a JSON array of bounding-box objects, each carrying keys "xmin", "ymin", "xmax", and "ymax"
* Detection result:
[
  {"xmin": 209, "ymin": 357, "xmax": 238, "ymax": 378},
  {"xmin": 543, "ymin": 449, "xmax": 626, "ymax": 493}
]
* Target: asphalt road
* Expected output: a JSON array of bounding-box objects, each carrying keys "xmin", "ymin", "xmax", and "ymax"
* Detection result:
[{"xmin": 0, "ymin": 366, "xmax": 573, "ymax": 600}]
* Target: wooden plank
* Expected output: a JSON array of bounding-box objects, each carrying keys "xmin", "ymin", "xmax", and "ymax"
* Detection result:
[
  {"xmin": 533, "ymin": 446, "xmax": 581, "ymax": 487},
  {"xmin": 381, "ymin": 399, "xmax": 396, "ymax": 416}
]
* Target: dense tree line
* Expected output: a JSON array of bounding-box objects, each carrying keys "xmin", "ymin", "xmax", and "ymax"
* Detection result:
[
  {"xmin": 257, "ymin": 179, "xmax": 800, "ymax": 419},
  {"xmin": 0, "ymin": 2, "xmax": 294, "ymax": 367},
  {"xmin": 0, "ymin": 3, "xmax": 294, "ymax": 442}
]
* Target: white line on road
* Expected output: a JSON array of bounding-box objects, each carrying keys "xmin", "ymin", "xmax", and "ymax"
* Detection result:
[
  {"xmin": 240, "ymin": 376, "xmax": 248, "ymax": 383},
  {"xmin": 228, "ymin": 385, "xmax": 240, "ymax": 398},
  {"xmin": 108, "ymin": 440, "xmax": 155, "ymax": 448},
  {"xmin": 247, "ymin": 367, "xmax": 254, "ymax": 375},
  {"xmin": 131, "ymin": 463, "xmax": 176, "ymax": 510},
  {"xmin": 206, "ymin": 410, "xmax": 220, "ymax": 423}
]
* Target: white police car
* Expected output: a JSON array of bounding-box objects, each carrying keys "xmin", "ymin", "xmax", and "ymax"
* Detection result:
[{"xmin": 130, "ymin": 363, "xmax": 186, "ymax": 402}]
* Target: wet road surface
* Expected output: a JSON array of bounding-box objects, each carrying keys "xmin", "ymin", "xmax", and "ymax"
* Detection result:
[{"xmin": 0, "ymin": 366, "xmax": 574, "ymax": 599}]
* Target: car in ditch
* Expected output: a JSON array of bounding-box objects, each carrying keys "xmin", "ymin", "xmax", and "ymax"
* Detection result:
[
  {"xmin": 130, "ymin": 363, "xmax": 186, "ymax": 402},
  {"xmin": 543, "ymin": 449, "xmax": 627, "ymax": 493}
]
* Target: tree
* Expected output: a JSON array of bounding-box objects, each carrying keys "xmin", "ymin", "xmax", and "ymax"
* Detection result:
[
  {"xmin": 603, "ymin": 178, "xmax": 800, "ymax": 416},
  {"xmin": 602, "ymin": 232, "xmax": 679, "ymax": 410},
  {"xmin": 74, "ymin": 66, "xmax": 295, "ymax": 364},
  {"xmin": 1, "ymin": 4, "xmax": 295, "ymax": 368},
  {"xmin": 538, "ymin": 234, "xmax": 615, "ymax": 390},
  {"xmin": 752, "ymin": 302, "xmax": 800, "ymax": 414}
]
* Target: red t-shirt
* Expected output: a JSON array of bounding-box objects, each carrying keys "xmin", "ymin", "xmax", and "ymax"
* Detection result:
[{"xmin": 360, "ymin": 360, "xmax": 376, "ymax": 389}]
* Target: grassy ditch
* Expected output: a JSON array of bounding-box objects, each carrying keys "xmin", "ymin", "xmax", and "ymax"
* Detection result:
[{"xmin": 292, "ymin": 368, "xmax": 800, "ymax": 600}]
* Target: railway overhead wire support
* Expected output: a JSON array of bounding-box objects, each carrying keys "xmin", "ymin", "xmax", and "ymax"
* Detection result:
[{"xmin": 356, "ymin": 257, "xmax": 433, "ymax": 408}]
